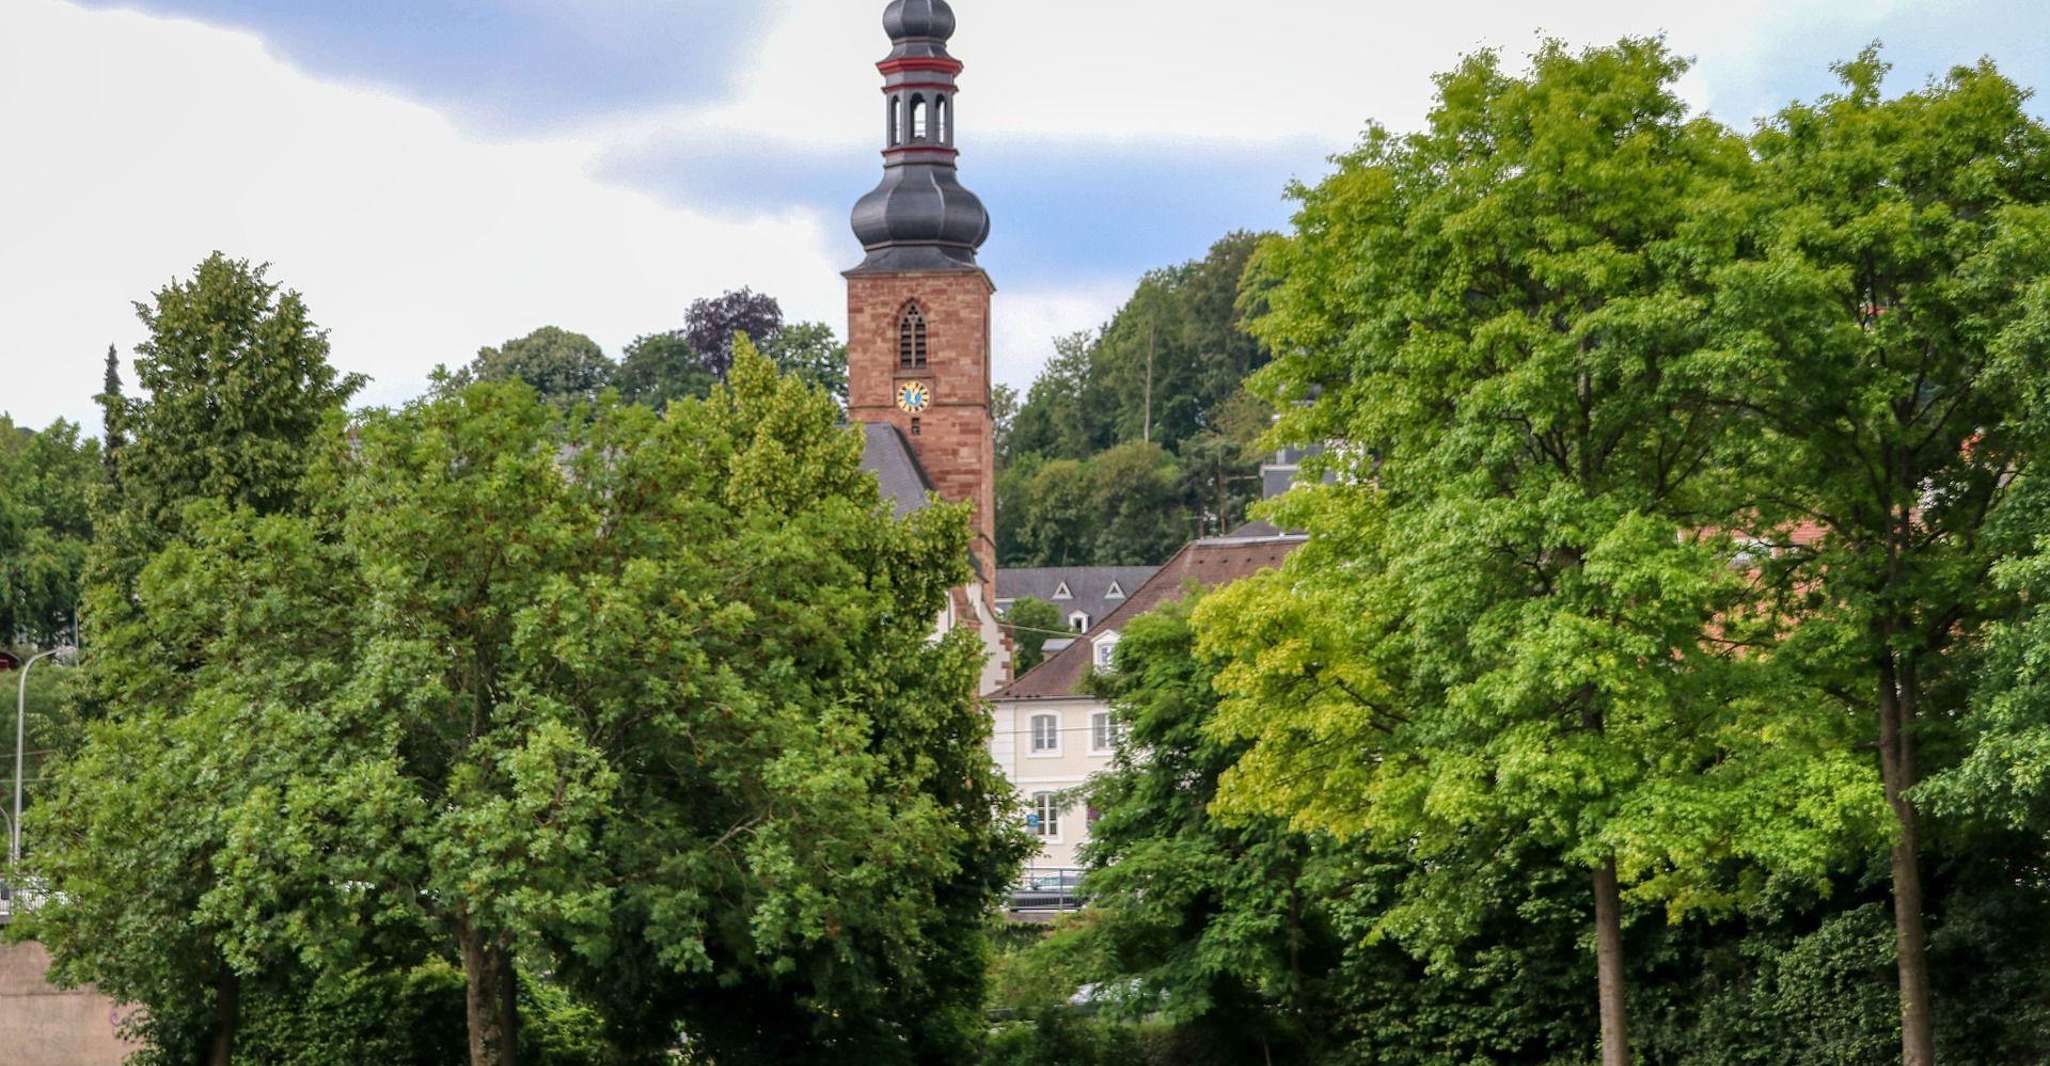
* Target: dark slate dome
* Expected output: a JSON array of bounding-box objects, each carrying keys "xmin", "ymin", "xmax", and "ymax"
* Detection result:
[
  {"xmin": 851, "ymin": 167, "xmax": 990, "ymax": 271},
  {"xmin": 883, "ymin": 0, "xmax": 956, "ymax": 41},
  {"xmin": 849, "ymin": 0, "xmax": 987, "ymax": 273}
]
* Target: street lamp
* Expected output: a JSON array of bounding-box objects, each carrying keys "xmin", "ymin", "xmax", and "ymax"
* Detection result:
[{"xmin": 13, "ymin": 645, "xmax": 74, "ymax": 872}]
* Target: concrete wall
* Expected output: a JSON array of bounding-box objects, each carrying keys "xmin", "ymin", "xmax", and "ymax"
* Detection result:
[{"xmin": 0, "ymin": 939, "xmax": 137, "ymax": 1066}]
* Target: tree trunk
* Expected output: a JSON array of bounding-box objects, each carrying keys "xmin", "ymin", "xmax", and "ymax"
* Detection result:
[
  {"xmin": 460, "ymin": 919, "xmax": 520, "ymax": 1066},
  {"xmin": 1593, "ymin": 859, "xmax": 1631, "ymax": 1066},
  {"xmin": 1878, "ymin": 661, "xmax": 1936, "ymax": 1066},
  {"xmin": 205, "ymin": 969, "xmax": 238, "ymax": 1066}
]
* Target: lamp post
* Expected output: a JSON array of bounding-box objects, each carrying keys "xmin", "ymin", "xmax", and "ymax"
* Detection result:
[{"xmin": 13, "ymin": 646, "xmax": 73, "ymax": 872}]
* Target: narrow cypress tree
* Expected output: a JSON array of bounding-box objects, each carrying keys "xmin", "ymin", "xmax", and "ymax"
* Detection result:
[{"xmin": 94, "ymin": 344, "xmax": 125, "ymax": 481}]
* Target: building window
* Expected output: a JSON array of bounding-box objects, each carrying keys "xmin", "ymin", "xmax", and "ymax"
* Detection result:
[
  {"xmin": 1069, "ymin": 611, "xmax": 1090, "ymax": 634},
  {"xmin": 936, "ymin": 94, "xmax": 950, "ymax": 143},
  {"xmin": 1091, "ymin": 711, "xmax": 1116, "ymax": 752},
  {"xmin": 1104, "ymin": 580, "xmax": 1126, "ymax": 600},
  {"xmin": 910, "ymin": 417, "xmax": 921, "ymax": 437},
  {"xmin": 1031, "ymin": 792, "xmax": 1061, "ymax": 839},
  {"xmin": 898, "ymin": 302, "xmax": 928, "ymax": 369},
  {"xmin": 1030, "ymin": 713, "xmax": 1059, "ymax": 754},
  {"xmin": 1051, "ymin": 581, "xmax": 1073, "ymax": 601},
  {"xmin": 887, "ymin": 95, "xmax": 900, "ymax": 146},
  {"xmin": 1093, "ymin": 633, "xmax": 1119, "ymax": 671},
  {"xmin": 910, "ymin": 94, "xmax": 928, "ymax": 140}
]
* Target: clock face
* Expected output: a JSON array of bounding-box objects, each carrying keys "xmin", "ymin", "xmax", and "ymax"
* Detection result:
[{"xmin": 896, "ymin": 380, "xmax": 932, "ymax": 414}]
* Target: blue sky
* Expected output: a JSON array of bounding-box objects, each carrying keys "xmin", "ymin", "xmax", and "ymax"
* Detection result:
[{"xmin": 4, "ymin": 0, "xmax": 2048, "ymax": 431}]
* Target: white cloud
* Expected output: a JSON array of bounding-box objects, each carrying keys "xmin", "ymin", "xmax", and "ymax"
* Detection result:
[
  {"xmin": 992, "ymin": 282, "xmax": 1132, "ymax": 394},
  {"xmin": 0, "ymin": 0, "xmax": 1948, "ymax": 433},
  {"xmin": 622, "ymin": 0, "xmax": 1907, "ymax": 154},
  {"xmin": 0, "ymin": 0, "xmax": 845, "ymax": 429}
]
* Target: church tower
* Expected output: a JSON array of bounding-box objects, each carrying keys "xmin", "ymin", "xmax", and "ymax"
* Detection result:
[{"xmin": 847, "ymin": 0, "xmax": 998, "ymax": 606}]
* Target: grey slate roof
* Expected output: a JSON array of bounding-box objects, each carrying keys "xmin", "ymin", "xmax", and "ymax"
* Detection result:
[
  {"xmin": 996, "ymin": 566, "xmax": 1161, "ymax": 630},
  {"xmin": 860, "ymin": 422, "xmax": 935, "ymax": 520},
  {"xmin": 996, "ymin": 532, "xmax": 1307, "ymax": 700}
]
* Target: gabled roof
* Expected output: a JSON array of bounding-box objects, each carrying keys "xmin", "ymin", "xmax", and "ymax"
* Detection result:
[
  {"xmin": 997, "ymin": 566, "xmax": 1162, "ymax": 630},
  {"xmin": 994, "ymin": 532, "xmax": 1307, "ymax": 701},
  {"xmin": 859, "ymin": 422, "xmax": 936, "ymax": 520}
]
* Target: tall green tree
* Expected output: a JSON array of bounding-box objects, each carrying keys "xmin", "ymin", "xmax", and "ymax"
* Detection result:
[
  {"xmin": 0, "ymin": 418, "xmax": 100, "ymax": 646},
  {"xmin": 1206, "ymin": 40, "xmax": 1882, "ymax": 1065},
  {"xmin": 1086, "ymin": 442, "xmax": 1190, "ymax": 566},
  {"xmin": 36, "ymin": 253, "xmax": 363, "ymax": 1065},
  {"xmin": 759, "ymin": 320, "xmax": 850, "ymax": 404},
  {"xmin": 88, "ymin": 253, "xmax": 362, "ymax": 617},
  {"xmin": 1008, "ymin": 332, "xmax": 1110, "ymax": 463},
  {"xmin": 614, "ymin": 330, "xmax": 711, "ymax": 412},
  {"xmin": 1720, "ymin": 52, "xmax": 2050, "ymax": 1063},
  {"xmin": 453, "ymin": 326, "xmax": 615, "ymax": 407},
  {"xmin": 1006, "ymin": 596, "xmax": 1066, "ymax": 676},
  {"xmin": 46, "ymin": 342, "xmax": 1028, "ymax": 1066},
  {"xmin": 1090, "ymin": 233, "xmax": 1269, "ymax": 454},
  {"xmin": 96, "ymin": 343, "xmax": 125, "ymax": 478},
  {"xmin": 1076, "ymin": 598, "xmax": 1337, "ymax": 1060}
]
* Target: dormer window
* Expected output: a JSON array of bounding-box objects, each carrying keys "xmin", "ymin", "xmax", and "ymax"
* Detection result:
[
  {"xmin": 1104, "ymin": 581, "xmax": 1126, "ymax": 601},
  {"xmin": 898, "ymin": 303, "xmax": 928, "ymax": 369},
  {"xmin": 1093, "ymin": 632, "xmax": 1120, "ymax": 671},
  {"xmin": 1069, "ymin": 611, "xmax": 1090, "ymax": 634},
  {"xmin": 1051, "ymin": 581, "xmax": 1072, "ymax": 601}
]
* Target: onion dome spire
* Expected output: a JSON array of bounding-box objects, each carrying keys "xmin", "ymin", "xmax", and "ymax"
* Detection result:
[{"xmin": 849, "ymin": 0, "xmax": 990, "ymax": 274}]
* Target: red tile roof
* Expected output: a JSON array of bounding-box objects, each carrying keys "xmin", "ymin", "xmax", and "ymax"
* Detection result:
[{"xmin": 995, "ymin": 533, "xmax": 1307, "ymax": 700}]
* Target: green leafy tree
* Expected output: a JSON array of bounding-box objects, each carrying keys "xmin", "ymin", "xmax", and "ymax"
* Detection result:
[
  {"xmin": 453, "ymin": 326, "xmax": 615, "ymax": 407},
  {"xmin": 1008, "ymin": 332, "xmax": 1110, "ymax": 463},
  {"xmin": 1087, "ymin": 442, "xmax": 1191, "ymax": 566},
  {"xmin": 1007, "ymin": 457, "xmax": 1096, "ymax": 567},
  {"xmin": 1205, "ymin": 40, "xmax": 1884, "ymax": 1065},
  {"xmin": 1718, "ymin": 52, "xmax": 2050, "ymax": 1063},
  {"xmin": 87, "ymin": 252, "xmax": 363, "ymax": 635},
  {"xmin": 43, "ymin": 341, "xmax": 1027, "ymax": 1066},
  {"xmin": 991, "ymin": 383, "xmax": 1020, "ymax": 466},
  {"xmin": 759, "ymin": 320, "xmax": 849, "ymax": 404},
  {"xmin": 1091, "ymin": 233, "xmax": 1268, "ymax": 454},
  {"xmin": 1076, "ymin": 598, "xmax": 1336, "ymax": 1060},
  {"xmin": 1006, "ymin": 596, "xmax": 1066, "ymax": 676},
  {"xmin": 998, "ymin": 235, "xmax": 1275, "ymax": 562},
  {"xmin": 32, "ymin": 253, "xmax": 363, "ymax": 1065},
  {"xmin": 615, "ymin": 331, "xmax": 715, "ymax": 412},
  {"xmin": 1175, "ymin": 388, "xmax": 1270, "ymax": 538},
  {"xmin": 0, "ymin": 419, "xmax": 101, "ymax": 646},
  {"xmin": 96, "ymin": 343, "xmax": 125, "ymax": 478}
]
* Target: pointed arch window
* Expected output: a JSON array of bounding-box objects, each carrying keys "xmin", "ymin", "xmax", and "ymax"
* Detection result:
[
  {"xmin": 936, "ymin": 95, "xmax": 951, "ymax": 144},
  {"xmin": 898, "ymin": 302, "xmax": 929, "ymax": 369},
  {"xmin": 910, "ymin": 94, "xmax": 928, "ymax": 141}
]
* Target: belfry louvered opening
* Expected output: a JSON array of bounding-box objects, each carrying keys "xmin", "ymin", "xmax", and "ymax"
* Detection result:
[{"xmin": 898, "ymin": 302, "xmax": 929, "ymax": 369}]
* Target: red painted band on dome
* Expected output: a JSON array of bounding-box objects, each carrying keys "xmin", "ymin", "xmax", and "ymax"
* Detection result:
[
  {"xmin": 882, "ymin": 146, "xmax": 961, "ymax": 158},
  {"xmin": 878, "ymin": 57, "xmax": 965, "ymax": 75},
  {"xmin": 880, "ymin": 82, "xmax": 960, "ymax": 94}
]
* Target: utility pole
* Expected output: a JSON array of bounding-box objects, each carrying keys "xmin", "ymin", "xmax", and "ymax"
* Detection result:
[
  {"xmin": 1143, "ymin": 324, "xmax": 1156, "ymax": 445},
  {"xmin": 13, "ymin": 645, "xmax": 73, "ymax": 873}
]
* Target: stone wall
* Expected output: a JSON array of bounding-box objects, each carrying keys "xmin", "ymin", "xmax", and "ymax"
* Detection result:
[
  {"xmin": 0, "ymin": 939, "xmax": 137, "ymax": 1065},
  {"xmin": 846, "ymin": 268, "xmax": 999, "ymax": 602}
]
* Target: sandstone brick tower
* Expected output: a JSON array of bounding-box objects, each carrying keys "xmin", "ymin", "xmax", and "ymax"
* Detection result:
[{"xmin": 847, "ymin": 0, "xmax": 998, "ymax": 603}]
